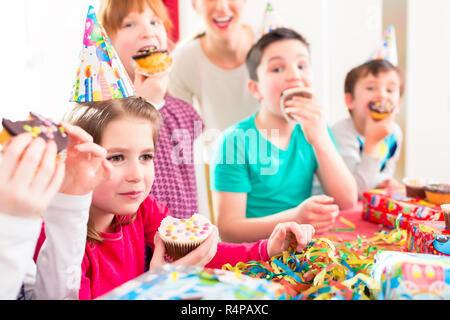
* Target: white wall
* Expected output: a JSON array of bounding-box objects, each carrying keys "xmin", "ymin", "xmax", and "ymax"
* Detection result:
[
  {"xmin": 1, "ymin": 0, "xmax": 449, "ymax": 182},
  {"xmin": 406, "ymin": 0, "xmax": 450, "ymax": 181},
  {"xmin": 178, "ymin": 0, "xmax": 382, "ymax": 125},
  {"xmin": 0, "ymin": 0, "xmax": 99, "ymax": 122}
]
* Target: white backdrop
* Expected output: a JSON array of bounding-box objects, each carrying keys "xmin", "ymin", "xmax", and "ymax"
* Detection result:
[{"xmin": 0, "ymin": 0, "xmax": 449, "ymax": 182}]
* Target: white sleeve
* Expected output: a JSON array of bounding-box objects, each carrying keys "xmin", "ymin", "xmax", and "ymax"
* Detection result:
[
  {"xmin": 332, "ymin": 120, "xmax": 382, "ymax": 198},
  {"xmin": 27, "ymin": 192, "xmax": 91, "ymax": 300},
  {"xmin": 0, "ymin": 213, "xmax": 42, "ymax": 299}
]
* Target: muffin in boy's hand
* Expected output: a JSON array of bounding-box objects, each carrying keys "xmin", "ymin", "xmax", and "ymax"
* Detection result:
[
  {"xmin": 158, "ymin": 214, "xmax": 213, "ymax": 261},
  {"xmin": 280, "ymin": 87, "xmax": 314, "ymax": 122},
  {"xmin": 132, "ymin": 48, "xmax": 173, "ymax": 76},
  {"xmin": 368, "ymin": 100, "xmax": 396, "ymax": 121},
  {"xmin": 0, "ymin": 112, "xmax": 69, "ymax": 153}
]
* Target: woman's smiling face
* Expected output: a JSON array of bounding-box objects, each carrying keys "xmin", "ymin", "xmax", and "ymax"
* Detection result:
[{"xmin": 192, "ymin": 0, "xmax": 247, "ymax": 40}]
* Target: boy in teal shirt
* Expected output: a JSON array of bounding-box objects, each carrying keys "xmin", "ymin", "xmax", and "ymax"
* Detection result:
[{"xmin": 210, "ymin": 28, "xmax": 357, "ymax": 242}]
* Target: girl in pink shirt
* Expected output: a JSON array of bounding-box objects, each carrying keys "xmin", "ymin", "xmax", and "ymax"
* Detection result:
[{"xmin": 55, "ymin": 96, "xmax": 315, "ymax": 300}]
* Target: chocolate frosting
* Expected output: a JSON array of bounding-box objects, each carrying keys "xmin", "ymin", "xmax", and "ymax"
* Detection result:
[
  {"xmin": 132, "ymin": 49, "xmax": 168, "ymax": 60},
  {"xmin": 425, "ymin": 184, "xmax": 450, "ymax": 194},
  {"xmin": 1, "ymin": 112, "xmax": 68, "ymax": 153}
]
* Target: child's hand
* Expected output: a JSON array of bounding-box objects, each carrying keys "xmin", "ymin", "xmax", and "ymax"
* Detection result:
[
  {"xmin": 0, "ymin": 133, "xmax": 65, "ymax": 219},
  {"xmin": 284, "ymin": 96, "xmax": 329, "ymax": 146},
  {"xmin": 267, "ymin": 222, "xmax": 315, "ymax": 257},
  {"xmin": 134, "ymin": 72, "xmax": 169, "ymax": 105},
  {"xmin": 59, "ymin": 123, "xmax": 112, "ymax": 195},
  {"xmin": 294, "ymin": 195, "xmax": 339, "ymax": 234},
  {"xmin": 363, "ymin": 115, "xmax": 395, "ymax": 156},
  {"xmin": 376, "ymin": 178, "xmax": 401, "ymax": 190},
  {"xmin": 149, "ymin": 228, "xmax": 219, "ymax": 270}
]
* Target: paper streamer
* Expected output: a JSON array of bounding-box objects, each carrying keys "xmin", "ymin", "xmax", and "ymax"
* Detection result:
[{"xmin": 223, "ymin": 227, "xmax": 407, "ymax": 300}]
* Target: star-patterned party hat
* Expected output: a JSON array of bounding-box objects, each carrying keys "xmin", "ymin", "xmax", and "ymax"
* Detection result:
[
  {"xmin": 261, "ymin": 1, "xmax": 284, "ymax": 37},
  {"xmin": 70, "ymin": 5, "xmax": 135, "ymax": 102},
  {"xmin": 368, "ymin": 25, "xmax": 399, "ymax": 66}
]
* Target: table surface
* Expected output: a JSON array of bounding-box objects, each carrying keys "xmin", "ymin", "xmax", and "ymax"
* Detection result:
[{"xmin": 319, "ymin": 201, "xmax": 391, "ymax": 241}]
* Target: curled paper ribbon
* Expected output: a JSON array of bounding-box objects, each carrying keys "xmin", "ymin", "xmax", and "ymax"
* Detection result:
[{"xmin": 223, "ymin": 227, "xmax": 407, "ymax": 300}]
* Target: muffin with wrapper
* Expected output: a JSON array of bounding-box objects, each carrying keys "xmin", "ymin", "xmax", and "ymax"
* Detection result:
[
  {"xmin": 132, "ymin": 47, "xmax": 173, "ymax": 76},
  {"xmin": 158, "ymin": 214, "xmax": 214, "ymax": 261},
  {"xmin": 0, "ymin": 112, "xmax": 68, "ymax": 153},
  {"xmin": 403, "ymin": 178, "xmax": 430, "ymax": 199},
  {"xmin": 425, "ymin": 184, "xmax": 450, "ymax": 205},
  {"xmin": 368, "ymin": 100, "xmax": 396, "ymax": 121},
  {"xmin": 279, "ymin": 87, "xmax": 314, "ymax": 122}
]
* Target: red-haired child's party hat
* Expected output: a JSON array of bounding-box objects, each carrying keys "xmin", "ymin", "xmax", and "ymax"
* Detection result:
[
  {"xmin": 70, "ymin": 5, "xmax": 135, "ymax": 102},
  {"xmin": 368, "ymin": 25, "xmax": 399, "ymax": 66},
  {"xmin": 261, "ymin": 1, "xmax": 284, "ymax": 36}
]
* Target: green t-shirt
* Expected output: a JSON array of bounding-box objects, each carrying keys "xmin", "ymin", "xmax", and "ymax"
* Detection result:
[{"xmin": 210, "ymin": 113, "xmax": 337, "ymax": 218}]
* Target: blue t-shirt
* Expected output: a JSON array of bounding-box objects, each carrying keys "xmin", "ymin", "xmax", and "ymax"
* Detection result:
[{"xmin": 210, "ymin": 113, "xmax": 337, "ymax": 218}]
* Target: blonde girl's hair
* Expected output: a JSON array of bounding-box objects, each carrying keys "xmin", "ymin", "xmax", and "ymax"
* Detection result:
[
  {"xmin": 98, "ymin": 0, "xmax": 173, "ymax": 38},
  {"xmin": 63, "ymin": 96, "xmax": 161, "ymax": 244}
]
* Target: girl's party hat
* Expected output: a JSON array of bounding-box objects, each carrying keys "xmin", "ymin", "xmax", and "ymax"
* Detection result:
[
  {"xmin": 261, "ymin": 1, "xmax": 284, "ymax": 37},
  {"xmin": 368, "ymin": 25, "xmax": 399, "ymax": 66},
  {"xmin": 70, "ymin": 5, "xmax": 135, "ymax": 102}
]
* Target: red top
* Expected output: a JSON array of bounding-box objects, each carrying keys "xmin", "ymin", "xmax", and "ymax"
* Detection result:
[{"xmin": 77, "ymin": 195, "xmax": 269, "ymax": 299}]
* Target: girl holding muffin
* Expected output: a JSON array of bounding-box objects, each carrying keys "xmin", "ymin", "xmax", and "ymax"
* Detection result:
[{"xmin": 34, "ymin": 95, "xmax": 315, "ymax": 299}]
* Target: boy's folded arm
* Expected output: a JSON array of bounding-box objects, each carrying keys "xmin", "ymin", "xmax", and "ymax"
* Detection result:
[
  {"xmin": 30, "ymin": 192, "xmax": 91, "ymax": 300},
  {"xmin": 313, "ymin": 136, "xmax": 358, "ymax": 209},
  {"xmin": 213, "ymin": 191, "xmax": 300, "ymax": 243},
  {"xmin": 332, "ymin": 127, "xmax": 382, "ymax": 198}
]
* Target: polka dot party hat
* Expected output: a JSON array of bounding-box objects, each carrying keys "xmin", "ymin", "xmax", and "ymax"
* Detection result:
[
  {"xmin": 368, "ymin": 24, "xmax": 399, "ymax": 66},
  {"xmin": 261, "ymin": 1, "xmax": 284, "ymax": 37},
  {"xmin": 70, "ymin": 5, "xmax": 135, "ymax": 102}
]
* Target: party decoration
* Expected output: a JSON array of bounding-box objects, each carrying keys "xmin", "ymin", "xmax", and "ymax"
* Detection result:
[
  {"xmin": 371, "ymin": 251, "xmax": 450, "ymax": 299},
  {"xmin": 362, "ymin": 188, "xmax": 443, "ymax": 229},
  {"xmin": 98, "ymin": 265, "xmax": 285, "ymax": 300},
  {"xmin": 70, "ymin": 5, "xmax": 135, "ymax": 102},
  {"xmin": 406, "ymin": 220, "xmax": 450, "ymax": 256},
  {"xmin": 261, "ymin": 1, "xmax": 284, "ymax": 36},
  {"xmin": 368, "ymin": 24, "xmax": 399, "ymax": 66},
  {"xmin": 223, "ymin": 227, "xmax": 407, "ymax": 300}
]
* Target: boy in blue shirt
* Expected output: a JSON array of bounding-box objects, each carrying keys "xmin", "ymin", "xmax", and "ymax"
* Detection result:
[{"xmin": 210, "ymin": 28, "xmax": 357, "ymax": 242}]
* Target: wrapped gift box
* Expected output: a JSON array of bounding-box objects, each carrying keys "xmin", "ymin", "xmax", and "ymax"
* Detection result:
[
  {"xmin": 406, "ymin": 220, "xmax": 450, "ymax": 256},
  {"xmin": 98, "ymin": 264, "xmax": 286, "ymax": 300},
  {"xmin": 372, "ymin": 251, "xmax": 450, "ymax": 300},
  {"xmin": 362, "ymin": 188, "xmax": 443, "ymax": 229}
]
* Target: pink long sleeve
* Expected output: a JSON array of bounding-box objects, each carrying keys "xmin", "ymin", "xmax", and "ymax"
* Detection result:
[{"xmin": 206, "ymin": 239, "xmax": 270, "ymax": 269}]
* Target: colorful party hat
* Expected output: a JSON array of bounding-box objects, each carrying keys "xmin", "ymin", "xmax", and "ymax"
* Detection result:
[
  {"xmin": 368, "ymin": 25, "xmax": 399, "ymax": 66},
  {"xmin": 261, "ymin": 1, "xmax": 284, "ymax": 37},
  {"xmin": 70, "ymin": 5, "xmax": 135, "ymax": 102}
]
